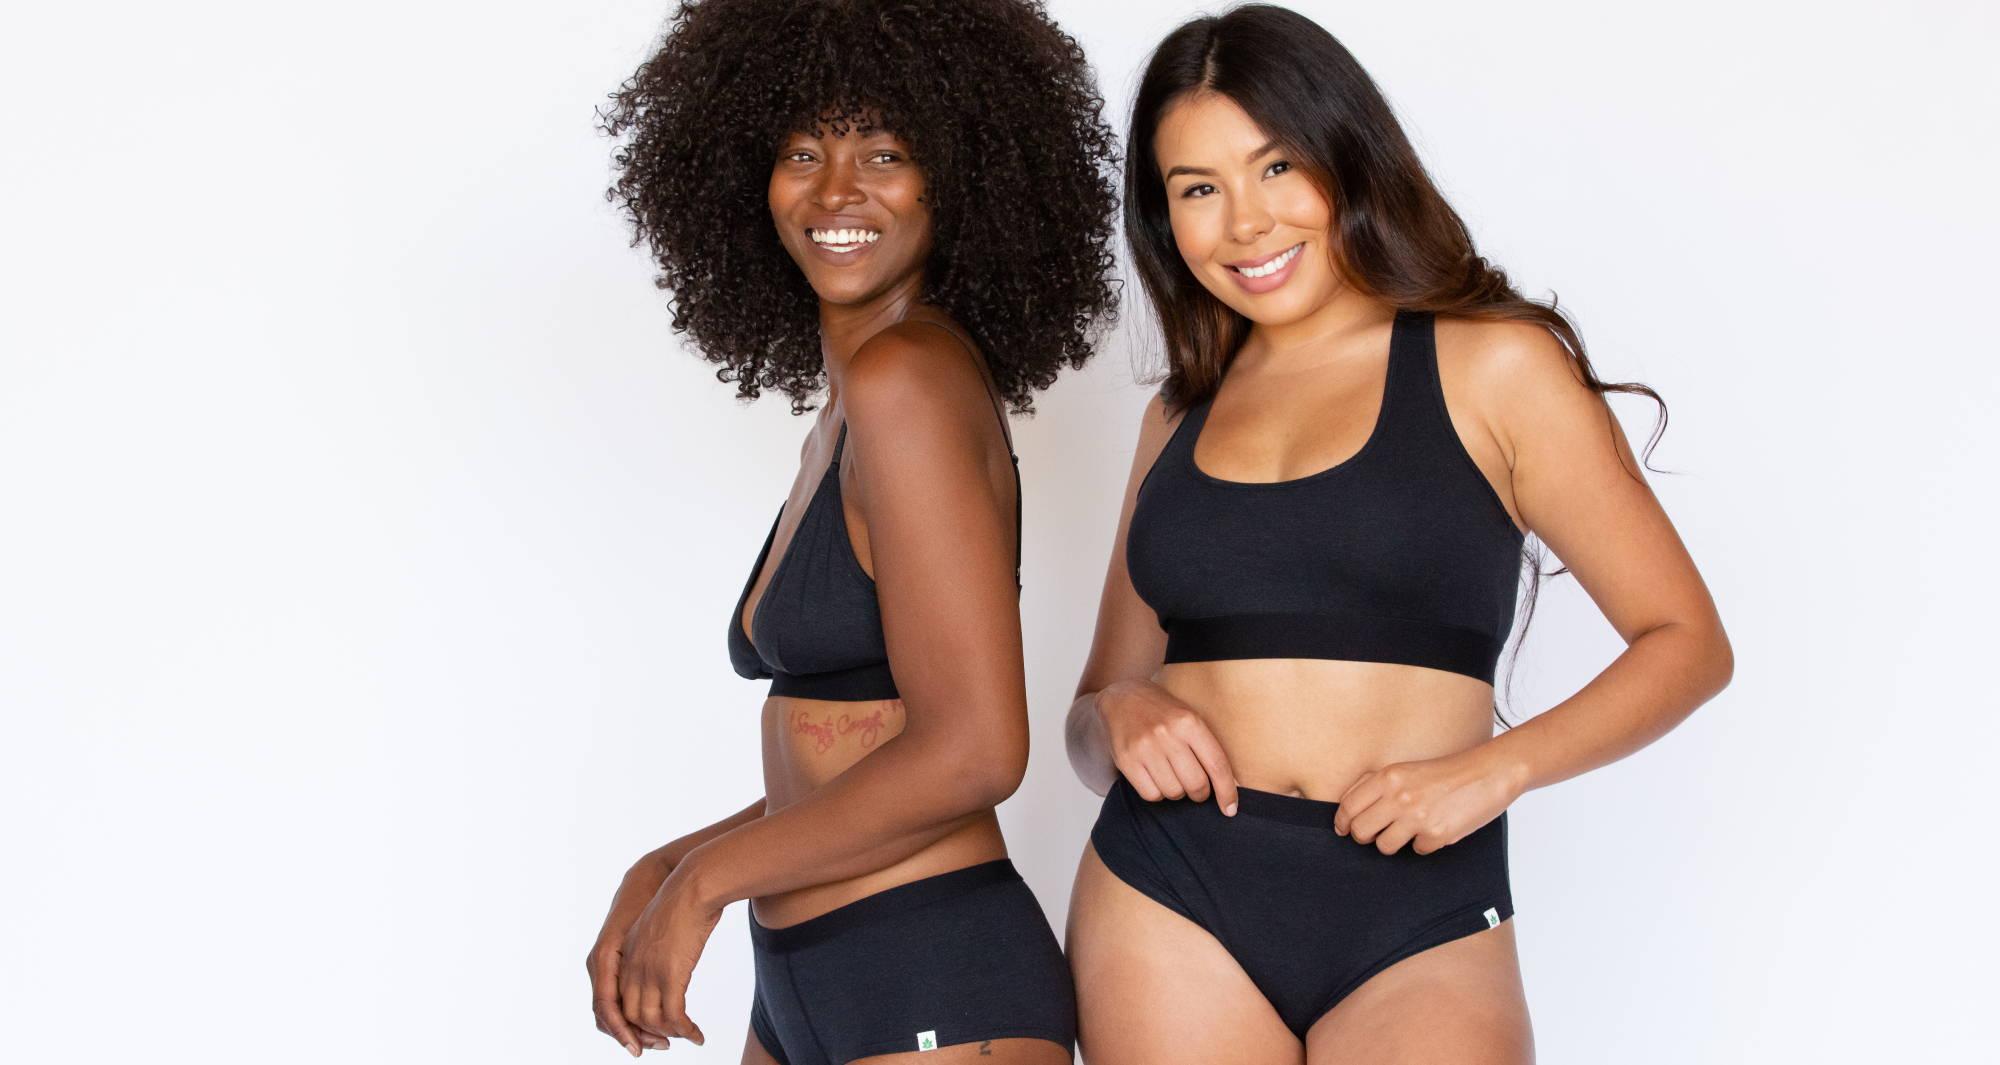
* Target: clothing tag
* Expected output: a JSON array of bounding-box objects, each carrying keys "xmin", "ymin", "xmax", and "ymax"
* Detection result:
[
  {"xmin": 1483, "ymin": 907, "xmax": 1501, "ymax": 928},
  {"xmin": 916, "ymin": 1030, "xmax": 938, "ymax": 1051}
]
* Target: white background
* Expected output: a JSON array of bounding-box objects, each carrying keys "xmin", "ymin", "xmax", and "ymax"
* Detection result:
[{"xmin": 4, "ymin": 1, "xmax": 1995, "ymax": 1062}]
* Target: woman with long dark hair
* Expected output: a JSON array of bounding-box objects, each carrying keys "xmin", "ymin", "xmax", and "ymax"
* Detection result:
[
  {"xmin": 1063, "ymin": 5, "xmax": 1730, "ymax": 1062},
  {"xmin": 586, "ymin": 1, "xmax": 1118, "ymax": 1061}
]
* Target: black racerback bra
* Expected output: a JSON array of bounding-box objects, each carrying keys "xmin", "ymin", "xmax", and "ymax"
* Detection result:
[
  {"xmin": 727, "ymin": 322, "xmax": 1020, "ymax": 701},
  {"xmin": 1124, "ymin": 310, "xmax": 1526, "ymax": 684}
]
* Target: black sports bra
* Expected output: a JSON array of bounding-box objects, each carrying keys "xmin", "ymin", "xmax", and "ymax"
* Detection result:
[
  {"xmin": 1124, "ymin": 310, "xmax": 1526, "ymax": 684},
  {"xmin": 727, "ymin": 322, "xmax": 1020, "ymax": 701}
]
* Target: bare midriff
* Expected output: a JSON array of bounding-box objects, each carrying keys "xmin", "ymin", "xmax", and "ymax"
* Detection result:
[
  {"xmin": 1156, "ymin": 658, "xmax": 1500, "ymax": 801},
  {"xmin": 748, "ymin": 692, "xmax": 1007, "ymax": 929}
]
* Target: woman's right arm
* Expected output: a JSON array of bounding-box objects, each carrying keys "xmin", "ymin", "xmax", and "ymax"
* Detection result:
[
  {"xmin": 586, "ymin": 797, "xmax": 765, "ymax": 1056},
  {"xmin": 1064, "ymin": 394, "xmax": 1239, "ymax": 815}
]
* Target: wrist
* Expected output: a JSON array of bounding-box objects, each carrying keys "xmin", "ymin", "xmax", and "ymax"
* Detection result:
[
  {"xmin": 1476, "ymin": 734, "xmax": 1535, "ymax": 800},
  {"xmin": 1096, "ymin": 678, "xmax": 1146, "ymax": 721},
  {"xmin": 625, "ymin": 847, "xmax": 676, "ymax": 886},
  {"xmin": 667, "ymin": 841, "xmax": 733, "ymax": 913}
]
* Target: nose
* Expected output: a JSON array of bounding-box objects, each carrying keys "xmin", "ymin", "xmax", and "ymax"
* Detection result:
[
  {"xmin": 1227, "ymin": 188, "xmax": 1274, "ymax": 245},
  {"xmin": 812, "ymin": 162, "xmax": 864, "ymax": 211}
]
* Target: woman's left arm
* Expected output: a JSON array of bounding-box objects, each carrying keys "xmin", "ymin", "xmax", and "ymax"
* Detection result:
[
  {"xmin": 1336, "ymin": 322, "xmax": 1733, "ymax": 853},
  {"xmin": 618, "ymin": 328, "xmax": 1030, "ymax": 1045}
]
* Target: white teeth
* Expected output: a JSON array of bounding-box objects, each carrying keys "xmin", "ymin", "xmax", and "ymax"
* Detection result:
[
  {"xmin": 809, "ymin": 228, "xmax": 881, "ymax": 248},
  {"xmin": 1238, "ymin": 243, "xmax": 1302, "ymax": 278}
]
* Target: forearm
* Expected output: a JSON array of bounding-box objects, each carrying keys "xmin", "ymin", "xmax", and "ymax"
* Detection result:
[
  {"xmin": 1482, "ymin": 620, "xmax": 1732, "ymax": 793},
  {"xmin": 647, "ymin": 796, "xmax": 767, "ymax": 869},
  {"xmin": 672, "ymin": 731, "xmax": 1015, "ymax": 909},
  {"xmin": 1064, "ymin": 689, "xmax": 1118, "ymax": 796},
  {"xmin": 596, "ymin": 797, "xmax": 768, "ymax": 945}
]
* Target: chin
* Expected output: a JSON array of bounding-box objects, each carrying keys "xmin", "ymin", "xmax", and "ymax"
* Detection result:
[
  {"xmin": 1211, "ymin": 286, "xmax": 1311, "ymax": 326},
  {"xmin": 1223, "ymin": 272, "xmax": 1343, "ymax": 327},
  {"xmin": 811, "ymin": 277, "xmax": 887, "ymax": 306},
  {"xmin": 1245, "ymin": 293, "xmax": 1324, "ymax": 326},
  {"xmin": 785, "ymin": 261, "xmax": 864, "ymax": 302}
]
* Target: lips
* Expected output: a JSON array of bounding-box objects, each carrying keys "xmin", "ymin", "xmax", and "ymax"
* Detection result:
[
  {"xmin": 1221, "ymin": 240, "xmax": 1306, "ymax": 295},
  {"xmin": 1226, "ymin": 242, "xmax": 1303, "ymax": 276},
  {"xmin": 808, "ymin": 226, "xmax": 882, "ymax": 254}
]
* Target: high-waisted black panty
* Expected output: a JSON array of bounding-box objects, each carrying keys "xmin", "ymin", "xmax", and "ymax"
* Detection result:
[{"xmin": 1090, "ymin": 774, "xmax": 1513, "ymax": 1037}]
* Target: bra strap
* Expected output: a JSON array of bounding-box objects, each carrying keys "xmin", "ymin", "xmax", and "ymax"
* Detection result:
[
  {"xmin": 1388, "ymin": 308, "xmax": 1464, "ymax": 452},
  {"xmin": 1371, "ymin": 309, "xmax": 1438, "ymax": 454}
]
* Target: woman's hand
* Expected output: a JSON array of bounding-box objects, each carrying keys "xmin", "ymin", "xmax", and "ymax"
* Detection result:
[
  {"xmin": 1099, "ymin": 678, "xmax": 1240, "ymax": 815},
  {"xmin": 587, "ymin": 850, "xmax": 677, "ymax": 1056},
  {"xmin": 617, "ymin": 857, "xmax": 723, "ymax": 1050},
  {"xmin": 1333, "ymin": 744, "xmax": 1527, "ymax": 854}
]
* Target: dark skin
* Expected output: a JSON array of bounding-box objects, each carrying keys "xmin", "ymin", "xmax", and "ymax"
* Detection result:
[{"xmin": 586, "ymin": 122, "xmax": 1060, "ymax": 1064}]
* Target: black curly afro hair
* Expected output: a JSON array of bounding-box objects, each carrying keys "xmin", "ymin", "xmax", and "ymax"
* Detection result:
[{"xmin": 601, "ymin": 0, "xmax": 1121, "ymax": 414}]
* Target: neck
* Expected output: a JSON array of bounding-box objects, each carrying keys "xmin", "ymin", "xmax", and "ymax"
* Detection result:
[
  {"xmin": 819, "ymin": 272, "xmax": 927, "ymax": 404},
  {"xmin": 1240, "ymin": 290, "xmax": 1394, "ymax": 373}
]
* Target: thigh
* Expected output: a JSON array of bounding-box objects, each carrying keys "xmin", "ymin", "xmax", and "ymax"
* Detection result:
[
  {"xmin": 1304, "ymin": 920, "xmax": 1533, "ymax": 1065},
  {"xmin": 1067, "ymin": 842, "xmax": 1302, "ymax": 1065},
  {"xmin": 742, "ymin": 1019, "xmax": 784, "ymax": 1065},
  {"xmin": 849, "ymin": 1037, "xmax": 1071, "ymax": 1064}
]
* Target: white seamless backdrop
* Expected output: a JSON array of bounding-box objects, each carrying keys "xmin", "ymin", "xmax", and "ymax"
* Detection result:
[{"xmin": 2, "ymin": 1, "xmax": 1994, "ymax": 1062}]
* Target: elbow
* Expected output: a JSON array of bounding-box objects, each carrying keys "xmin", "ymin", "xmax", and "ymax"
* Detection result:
[
  {"xmin": 938, "ymin": 731, "xmax": 1029, "ymax": 814},
  {"xmin": 952, "ymin": 756, "xmax": 1025, "ymax": 814},
  {"xmin": 1068, "ymin": 753, "xmax": 1116, "ymax": 798},
  {"xmin": 1062, "ymin": 722, "xmax": 1115, "ymax": 797},
  {"xmin": 1063, "ymin": 691, "xmax": 1116, "ymax": 796},
  {"xmin": 1707, "ymin": 623, "xmax": 1735, "ymax": 696},
  {"xmin": 967, "ymin": 759, "xmax": 1027, "ymax": 811},
  {"xmin": 1639, "ymin": 617, "xmax": 1734, "ymax": 703},
  {"xmin": 1668, "ymin": 617, "xmax": 1733, "ymax": 704}
]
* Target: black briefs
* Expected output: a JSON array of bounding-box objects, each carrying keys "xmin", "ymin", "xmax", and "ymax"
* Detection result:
[
  {"xmin": 1089, "ymin": 775, "xmax": 1512, "ymax": 1037},
  {"xmin": 748, "ymin": 860, "xmax": 1075, "ymax": 1064}
]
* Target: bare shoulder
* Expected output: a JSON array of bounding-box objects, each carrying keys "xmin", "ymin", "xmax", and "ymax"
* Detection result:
[
  {"xmin": 843, "ymin": 319, "xmax": 992, "ymax": 427},
  {"xmin": 1137, "ymin": 388, "xmax": 1183, "ymax": 444},
  {"xmin": 1435, "ymin": 314, "xmax": 1605, "ymax": 459},
  {"xmin": 1115, "ymin": 386, "xmax": 1187, "ymax": 491},
  {"xmin": 1436, "ymin": 315, "xmax": 1588, "ymax": 394}
]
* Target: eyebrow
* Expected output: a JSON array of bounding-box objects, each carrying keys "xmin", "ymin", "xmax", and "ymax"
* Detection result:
[
  {"xmin": 784, "ymin": 124, "xmax": 901, "ymax": 142},
  {"xmin": 1164, "ymin": 139, "xmax": 1283, "ymax": 180}
]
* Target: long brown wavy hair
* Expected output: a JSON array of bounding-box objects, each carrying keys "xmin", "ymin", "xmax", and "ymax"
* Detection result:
[{"xmin": 1127, "ymin": 3, "xmax": 1670, "ymax": 718}]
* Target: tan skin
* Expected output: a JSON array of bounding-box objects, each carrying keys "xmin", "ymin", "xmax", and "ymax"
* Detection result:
[
  {"xmin": 1063, "ymin": 92, "xmax": 1733, "ymax": 1064},
  {"xmin": 584, "ymin": 122, "xmax": 1064, "ymax": 1064}
]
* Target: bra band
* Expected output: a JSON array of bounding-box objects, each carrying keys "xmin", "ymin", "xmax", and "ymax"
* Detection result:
[
  {"xmin": 767, "ymin": 661, "xmax": 900, "ymax": 702},
  {"xmin": 1163, "ymin": 613, "xmax": 1503, "ymax": 684}
]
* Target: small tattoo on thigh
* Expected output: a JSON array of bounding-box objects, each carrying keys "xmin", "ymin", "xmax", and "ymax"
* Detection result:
[{"xmin": 978, "ymin": 1040, "xmax": 992, "ymax": 1055}]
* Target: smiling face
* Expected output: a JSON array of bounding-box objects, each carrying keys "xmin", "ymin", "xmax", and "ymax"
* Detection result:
[
  {"xmin": 767, "ymin": 118, "xmax": 934, "ymax": 308},
  {"xmin": 1154, "ymin": 91, "xmax": 1341, "ymax": 327}
]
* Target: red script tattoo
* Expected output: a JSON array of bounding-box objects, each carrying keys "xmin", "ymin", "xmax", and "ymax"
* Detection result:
[{"xmin": 788, "ymin": 707, "xmax": 889, "ymax": 753}]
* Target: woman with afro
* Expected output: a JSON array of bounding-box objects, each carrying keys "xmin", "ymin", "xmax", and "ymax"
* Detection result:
[{"xmin": 586, "ymin": 1, "xmax": 1118, "ymax": 1063}]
